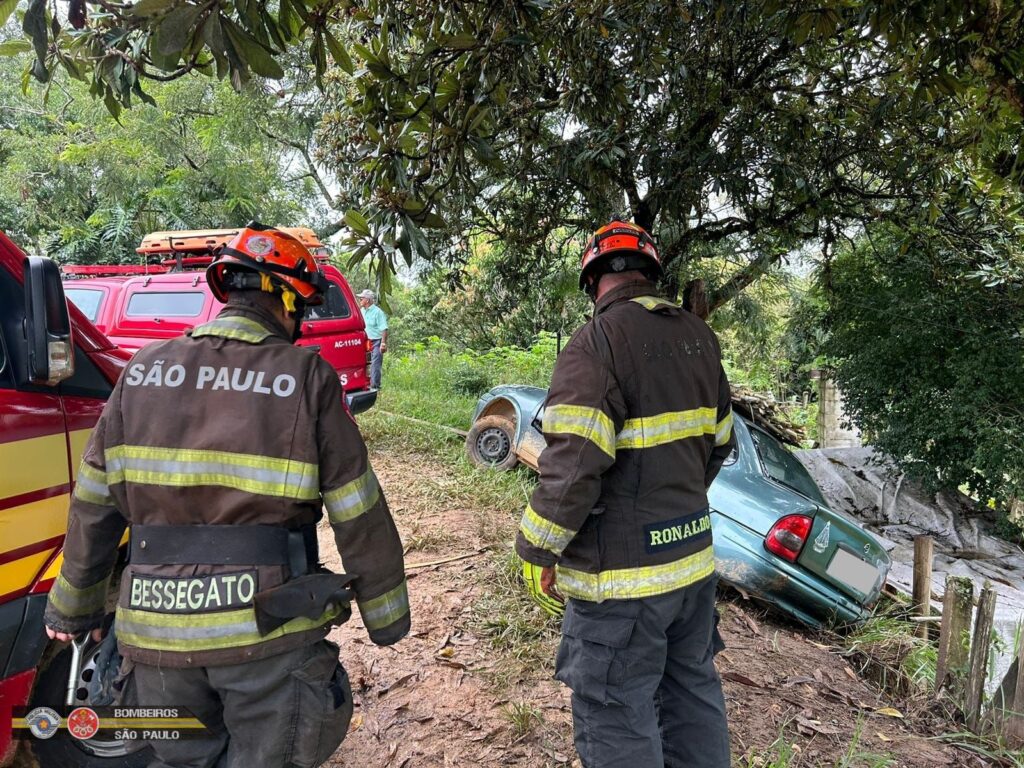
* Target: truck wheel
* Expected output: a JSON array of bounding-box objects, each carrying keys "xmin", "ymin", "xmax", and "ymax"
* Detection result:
[
  {"xmin": 466, "ymin": 415, "xmax": 519, "ymax": 470},
  {"xmin": 27, "ymin": 633, "xmax": 152, "ymax": 768}
]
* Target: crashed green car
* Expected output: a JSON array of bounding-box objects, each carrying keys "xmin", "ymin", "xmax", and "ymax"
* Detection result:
[{"xmin": 468, "ymin": 385, "xmax": 891, "ymax": 627}]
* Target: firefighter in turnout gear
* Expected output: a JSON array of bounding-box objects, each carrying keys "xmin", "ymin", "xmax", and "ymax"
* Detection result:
[
  {"xmin": 44, "ymin": 223, "xmax": 410, "ymax": 768},
  {"xmin": 515, "ymin": 221, "xmax": 736, "ymax": 768}
]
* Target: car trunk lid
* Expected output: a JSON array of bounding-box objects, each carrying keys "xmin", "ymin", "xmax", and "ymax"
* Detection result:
[{"xmin": 796, "ymin": 507, "xmax": 889, "ymax": 604}]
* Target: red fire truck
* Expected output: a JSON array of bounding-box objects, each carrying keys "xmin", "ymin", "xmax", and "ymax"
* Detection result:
[{"xmin": 0, "ymin": 232, "xmax": 148, "ymax": 766}]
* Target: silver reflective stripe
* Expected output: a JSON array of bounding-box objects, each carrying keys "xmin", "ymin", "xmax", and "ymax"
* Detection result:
[
  {"xmin": 360, "ymin": 581, "xmax": 409, "ymax": 631},
  {"xmin": 715, "ymin": 409, "xmax": 734, "ymax": 447},
  {"xmin": 324, "ymin": 469, "xmax": 381, "ymax": 523},
  {"xmin": 104, "ymin": 446, "xmax": 320, "ymax": 501},
  {"xmin": 107, "ymin": 456, "xmax": 318, "ymax": 494},
  {"xmin": 74, "ymin": 464, "xmax": 112, "ymax": 506},
  {"xmin": 192, "ymin": 317, "xmax": 273, "ymax": 343},
  {"xmin": 519, "ymin": 503, "xmax": 575, "ymax": 555},
  {"xmin": 117, "ymin": 617, "xmax": 258, "ymax": 640}
]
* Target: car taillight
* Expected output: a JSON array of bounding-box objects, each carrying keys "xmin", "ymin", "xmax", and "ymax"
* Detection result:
[{"xmin": 764, "ymin": 514, "xmax": 813, "ymax": 562}]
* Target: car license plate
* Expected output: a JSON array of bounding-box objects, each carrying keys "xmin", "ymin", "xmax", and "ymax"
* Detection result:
[{"xmin": 826, "ymin": 548, "xmax": 879, "ymax": 595}]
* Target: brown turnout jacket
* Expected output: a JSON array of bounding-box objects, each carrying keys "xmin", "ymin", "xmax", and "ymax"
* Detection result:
[
  {"xmin": 515, "ymin": 281, "xmax": 736, "ymax": 602},
  {"xmin": 44, "ymin": 302, "xmax": 409, "ymax": 666}
]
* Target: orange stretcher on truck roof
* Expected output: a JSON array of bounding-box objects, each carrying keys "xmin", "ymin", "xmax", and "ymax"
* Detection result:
[{"xmin": 136, "ymin": 226, "xmax": 330, "ymax": 258}]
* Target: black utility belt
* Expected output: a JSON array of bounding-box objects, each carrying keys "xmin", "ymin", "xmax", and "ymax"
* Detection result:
[{"xmin": 130, "ymin": 523, "xmax": 316, "ymax": 577}]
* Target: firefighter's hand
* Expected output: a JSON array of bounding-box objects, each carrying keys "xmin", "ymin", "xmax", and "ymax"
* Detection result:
[
  {"xmin": 46, "ymin": 626, "xmax": 105, "ymax": 643},
  {"xmin": 522, "ymin": 561, "xmax": 565, "ymax": 617}
]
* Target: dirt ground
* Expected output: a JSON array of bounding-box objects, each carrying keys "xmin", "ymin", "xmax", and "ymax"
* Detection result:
[{"xmin": 319, "ymin": 442, "xmax": 987, "ymax": 768}]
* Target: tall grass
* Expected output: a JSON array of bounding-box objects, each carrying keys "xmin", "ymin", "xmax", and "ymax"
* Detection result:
[{"xmin": 379, "ymin": 334, "xmax": 558, "ymax": 429}]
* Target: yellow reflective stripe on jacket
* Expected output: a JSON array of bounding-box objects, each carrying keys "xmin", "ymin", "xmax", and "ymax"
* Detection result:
[
  {"xmin": 48, "ymin": 573, "xmax": 110, "ymax": 617},
  {"xmin": 519, "ymin": 503, "xmax": 575, "ymax": 556},
  {"xmin": 556, "ymin": 545, "xmax": 715, "ymax": 602},
  {"xmin": 73, "ymin": 462, "xmax": 113, "ymax": 506},
  {"xmin": 630, "ymin": 295, "xmax": 677, "ymax": 311},
  {"xmin": 359, "ymin": 580, "xmax": 409, "ymax": 631},
  {"xmin": 104, "ymin": 445, "xmax": 320, "ymax": 500},
  {"xmin": 192, "ymin": 316, "xmax": 273, "ymax": 344},
  {"xmin": 543, "ymin": 404, "xmax": 616, "ymax": 458},
  {"xmin": 324, "ymin": 469, "xmax": 380, "ymax": 523},
  {"xmin": 114, "ymin": 604, "xmax": 343, "ymax": 652},
  {"xmin": 616, "ymin": 407, "xmax": 718, "ymax": 450},
  {"xmin": 715, "ymin": 409, "xmax": 734, "ymax": 447}
]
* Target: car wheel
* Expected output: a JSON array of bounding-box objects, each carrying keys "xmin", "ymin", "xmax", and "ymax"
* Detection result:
[
  {"xmin": 27, "ymin": 630, "xmax": 152, "ymax": 768},
  {"xmin": 466, "ymin": 415, "xmax": 519, "ymax": 470}
]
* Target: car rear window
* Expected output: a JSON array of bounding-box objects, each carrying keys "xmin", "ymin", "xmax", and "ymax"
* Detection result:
[
  {"xmin": 750, "ymin": 427, "xmax": 827, "ymax": 506},
  {"xmin": 126, "ymin": 291, "xmax": 206, "ymax": 317},
  {"xmin": 65, "ymin": 288, "xmax": 104, "ymax": 322},
  {"xmin": 304, "ymin": 284, "xmax": 352, "ymax": 321}
]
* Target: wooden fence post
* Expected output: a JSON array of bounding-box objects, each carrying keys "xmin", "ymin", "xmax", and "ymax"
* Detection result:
[
  {"xmin": 913, "ymin": 536, "xmax": 934, "ymax": 639},
  {"xmin": 1006, "ymin": 638, "xmax": 1024, "ymax": 745},
  {"xmin": 935, "ymin": 575, "xmax": 974, "ymax": 696},
  {"xmin": 965, "ymin": 581, "xmax": 997, "ymax": 732}
]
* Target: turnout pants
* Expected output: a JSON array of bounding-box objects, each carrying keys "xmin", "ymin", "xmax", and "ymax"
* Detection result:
[
  {"xmin": 128, "ymin": 640, "xmax": 353, "ymax": 768},
  {"xmin": 555, "ymin": 575, "xmax": 729, "ymax": 768}
]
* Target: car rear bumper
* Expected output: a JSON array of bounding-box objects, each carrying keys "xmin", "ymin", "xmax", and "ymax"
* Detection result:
[
  {"xmin": 346, "ymin": 388, "xmax": 378, "ymax": 415},
  {"xmin": 712, "ymin": 513, "xmax": 870, "ymax": 627}
]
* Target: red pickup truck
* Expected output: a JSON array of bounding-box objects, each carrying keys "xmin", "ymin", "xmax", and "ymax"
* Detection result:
[{"xmin": 62, "ymin": 227, "xmax": 376, "ymax": 414}]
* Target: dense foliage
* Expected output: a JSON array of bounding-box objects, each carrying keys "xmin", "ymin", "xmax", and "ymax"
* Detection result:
[
  {"xmin": 822, "ymin": 220, "xmax": 1024, "ymax": 506},
  {"xmin": 0, "ymin": 54, "xmax": 325, "ymax": 261},
  {"xmin": 8, "ymin": 0, "xmax": 1006, "ymax": 296}
]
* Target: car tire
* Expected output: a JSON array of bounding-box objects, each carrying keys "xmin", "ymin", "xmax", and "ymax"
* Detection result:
[
  {"xmin": 466, "ymin": 415, "xmax": 519, "ymax": 470},
  {"xmin": 27, "ymin": 630, "xmax": 152, "ymax": 768}
]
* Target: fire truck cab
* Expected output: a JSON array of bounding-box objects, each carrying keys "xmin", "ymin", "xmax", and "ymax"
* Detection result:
[
  {"xmin": 62, "ymin": 227, "xmax": 377, "ymax": 415},
  {"xmin": 0, "ymin": 232, "xmax": 138, "ymax": 766}
]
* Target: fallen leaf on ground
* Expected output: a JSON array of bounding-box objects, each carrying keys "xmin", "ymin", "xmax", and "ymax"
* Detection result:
[
  {"xmin": 721, "ymin": 671, "xmax": 767, "ymax": 688},
  {"xmin": 795, "ymin": 715, "xmax": 844, "ymax": 736},
  {"xmin": 378, "ymin": 672, "xmax": 419, "ymax": 696},
  {"xmin": 873, "ymin": 707, "xmax": 904, "ymax": 719},
  {"xmin": 877, "ymin": 733, "xmax": 892, "ymax": 742}
]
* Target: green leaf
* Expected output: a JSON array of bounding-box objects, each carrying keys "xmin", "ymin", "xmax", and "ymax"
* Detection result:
[
  {"xmin": 0, "ymin": 39, "xmax": 32, "ymax": 56},
  {"xmin": 153, "ymin": 3, "xmax": 202, "ymax": 57},
  {"xmin": 0, "ymin": 0, "xmax": 19, "ymax": 28},
  {"xmin": 419, "ymin": 211, "xmax": 446, "ymax": 229},
  {"xmin": 440, "ymin": 33, "xmax": 478, "ymax": 50},
  {"xmin": 130, "ymin": 0, "xmax": 175, "ymax": 17},
  {"xmin": 343, "ymin": 209, "xmax": 371, "ymax": 237},
  {"xmin": 103, "ymin": 87, "xmax": 122, "ymax": 120},
  {"xmin": 222, "ymin": 17, "xmax": 284, "ymax": 79},
  {"xmin": 22, "ymin": 0, "xmax": 49, "ymax": 81},
  {"xmin": 323, "ymin": 28, "xmax": 353, "ymax": 74}
]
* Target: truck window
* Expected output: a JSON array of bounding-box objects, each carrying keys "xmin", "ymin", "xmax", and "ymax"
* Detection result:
[
  {"xmin": 126, "ymin": 291, "xmax": 206, "ymax": 317},
  {"xmin": 304, "ymin": 283, "xmax": 352, "ymax": 321},
  {"xmin": 64, "ymin": 287, "xmax": 105, "ymax": 322}
]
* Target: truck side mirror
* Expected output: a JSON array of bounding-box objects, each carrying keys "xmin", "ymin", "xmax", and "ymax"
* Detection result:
[{"xmin": 23, "ymin": 256, "xmax": 75, "ymax": 385}]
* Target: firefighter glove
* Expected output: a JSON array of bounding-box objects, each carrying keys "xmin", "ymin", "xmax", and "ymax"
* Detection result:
[{"xmin": 522, "ymin": 561, "xmax": 565, "ymax": 617}]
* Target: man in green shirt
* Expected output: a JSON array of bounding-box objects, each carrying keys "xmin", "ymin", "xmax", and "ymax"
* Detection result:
[{"xmin": 358, "ymin": 289, "xmax": 388, "ymax": 389}]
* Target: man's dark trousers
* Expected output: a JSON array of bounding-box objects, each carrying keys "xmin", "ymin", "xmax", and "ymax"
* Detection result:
[
  {"xmin": 127, "ymin": 639, "xmax": 353, "ymax": 768},
  {"xmin": 369, "ymin": 338, "xmax": 383, "ymax": 389},
  {"xmin": 554, "ymin": 576, "xmax": 729, "ymax": 767}
]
